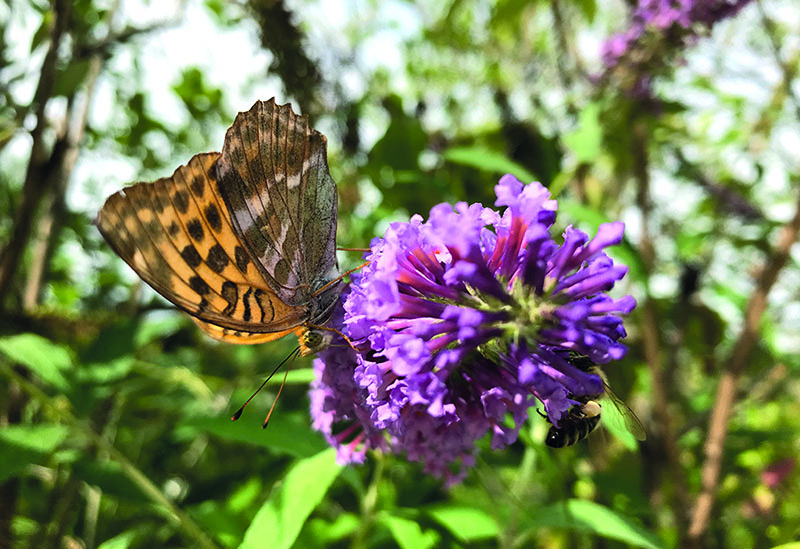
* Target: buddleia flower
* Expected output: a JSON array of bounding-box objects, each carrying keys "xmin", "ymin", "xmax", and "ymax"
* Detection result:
[
  {"xmin": 600, "ymin": 0, "xmax": 754, "ymax": 94},
  {"xmin": 310, "ymin": 175, "xmax": 635, "ymax": 482},
  {"xmin": 310, "ymin": 292, "xmax": 389, "ymax": 465}
]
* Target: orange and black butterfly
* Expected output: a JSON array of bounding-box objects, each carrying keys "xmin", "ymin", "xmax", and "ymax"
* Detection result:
[{"xmin": 95, "ymin": 99, "xmax": 342, "ymax": 356}]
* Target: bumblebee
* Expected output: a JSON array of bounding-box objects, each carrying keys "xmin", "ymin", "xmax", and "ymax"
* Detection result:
[
  {"xmin": 545, "ymin": 398, "xmax": 603, "ymax": 448},
  {"xmin": 544, "ymin": 355, "xmax": 645, "ymax": 448}
]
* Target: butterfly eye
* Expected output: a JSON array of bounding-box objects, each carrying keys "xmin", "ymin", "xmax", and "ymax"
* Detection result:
[
  {"xmin": 305, "ymin": 331, "xmax": 322, "ymax": 349},
  {"xmin": 301, "ymin": 329, "xmax": 332, "ymax": 355}
]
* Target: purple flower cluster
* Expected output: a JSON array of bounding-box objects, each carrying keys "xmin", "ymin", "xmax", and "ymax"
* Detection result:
[
  {"xmin": 601, "ymin": 0, "xmax": 754, "ymax": 93},
  {"xmin": 310, "ymin": 292, "xmax": 389, "ymax": 465},
  {"xmin": 310, "ymin": 175, "xmax": 635, "ymax": 482}
]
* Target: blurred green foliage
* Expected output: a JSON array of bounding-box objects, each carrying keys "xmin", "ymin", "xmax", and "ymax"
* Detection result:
[{"xmin": 1, "ymin": 0, "xmax": 799, "ymax": 548}]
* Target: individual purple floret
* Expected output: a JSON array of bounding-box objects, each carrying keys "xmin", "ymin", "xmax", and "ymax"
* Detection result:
[{"xmin": 310, "ymin": 175, "xmax": 635, "ymax": 482}]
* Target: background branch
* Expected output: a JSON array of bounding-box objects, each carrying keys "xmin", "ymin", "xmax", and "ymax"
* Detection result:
[
  {"xmin": 0, "ymin": 0, "xmax": 72, "ymax": 310},
  {"xmin": 23, "ymin": 55, "xmax": 103, "ymax": 309},
  {"xmin": 631, "ymin": 117, "xmax": 692, "ymax": 531},
  {"xmin": 687, "ymin": 191, "xmax": 800, "ymax": 544}
]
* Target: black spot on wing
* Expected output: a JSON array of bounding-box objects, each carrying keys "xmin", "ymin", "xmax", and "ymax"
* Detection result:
[
  {"xmin": 206, "ymin": 244, "xmax": 229, "ymax": 274},
  {"xmin": 189, "ymin": 275, "xmax": 210, "ymax": 296},
  {"xmin": 187, "ymin": 218, "xmax": 204, "ymax": 242},
  {"xmin": 190, "ymin": 174, "xmax": 205, "ymax": 198},
  {"xmin": 242, "ymin": 287, "xmax": 253, "ymax": 322},
  {"xmin": 144, "ymin": 219, "xmax": 162, "ymax": 240},
  {"xmin": 204, "ymin": 203, "xmax": 222, "ymax": 232},
  {"xmin": 173, "ymin": 190, "xmax": 190, "ymax": 214},
  {"xmin": 181, "ymin": 244, "xmax": 202, "ymax": 268},
  {"xmin": 151, "ymin": 192, "xmax": 167, "ymax": 214},
  {"xmin": 234, "ymin": 246, "xmax": 250, "ymax": 274},
  {"xmin": 221, "ymin": 281, "xmax": 238, "ymax": 315},
  {"xmin": 274, "ymin": 257, "xmax": 291, "ymax": 285}
]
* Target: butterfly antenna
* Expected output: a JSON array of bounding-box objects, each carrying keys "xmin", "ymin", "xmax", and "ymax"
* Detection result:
[
  {"xmin": 231, "ymin": 346, "xmax": 301, "ymax": 421},
  {"xmin": 300, "ymin": 261, "xmax": 371, "ymax": 355},
  {"xmin": 312, "ymin": 261, "xmax": 370, "ymax": 297},
  {"xmin": 262, "ymin": 352, "xmax": 296, "ymax": 429}
]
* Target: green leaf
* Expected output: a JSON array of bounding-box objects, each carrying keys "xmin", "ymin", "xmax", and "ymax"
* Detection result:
[
  {"xmin": 187, "ymin": 412, "xmax": 327, "ymax": 458},
  {"xmin": 78, "ymin": 357, "xmax": 135, "ymax": 384},
  {"xmin": 425, "ymin": 505, "xmax": 498, "ymax": 542},
  {"xmin": 0, "ymin": 423, "xmax": 69, "ymax": 451},
  {"xmin": 368, "ymin": 95, "xmax": 427, "ymax": 172},
  {"xmin": 443, "ymin": 147, "xmax": 538, "ymax": 183},
  {"xmin": 81, "ymin": 318, "xmax": 139, "ymax": 364},
  {"xmin": 0, "ymin": 424, "xmax": 70, "ymax": 482},
  {"xmin": 381, "ymin": 514, "xmax": 439, "ymax": 549},
  {"xmin": 72, "ymin": 459, "xmax": 151, "ymax": 503},
  {"xmin": 524, "ymin": 500, "xmax": 664, "ymax": 549},
  {"xmin": 192, "ymin": 501, "xmax": 247, "ymax": 547},
  {"xmin": 96, "ymin": 530, "xmax": 138, "ymax": 549},
  {"xmin": 0, "ymin": 334, "xmax": 72, "ymax": 390},
  {"xmin": 204, "ymin": 0, "xmax": 227, "ymax": 20},
  {"xmin": 227, "ymin": 477, "xmax": 264, "ymax": 514},
  {"xmin": 302, "ymin": 513, "xmax": 360, "ymax": 546},
  {"xmin": 239, "ymin": 448, "xmax": 341, "ymax": 549},
  {"xmin": 573, "ymin": 0, "xmax": 597, "ymax": 21}
]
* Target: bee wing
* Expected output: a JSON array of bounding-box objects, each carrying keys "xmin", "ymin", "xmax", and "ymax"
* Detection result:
[
  {"xmin": 602, "ymin": 382, "xmax": 647, "ymax": 442},
  {"xmin": 587, "ymin": 417, "xmax": 610, "ymax": 467}
]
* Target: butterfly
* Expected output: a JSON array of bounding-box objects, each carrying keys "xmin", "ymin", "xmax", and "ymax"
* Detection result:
[{"xmin": 95, "ymin": 99, "xmax": 343, "ymax": 356}]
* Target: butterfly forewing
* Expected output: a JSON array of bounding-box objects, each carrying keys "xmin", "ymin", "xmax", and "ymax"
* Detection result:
[
  {"xmin": 97, "ymin": 138, "xmax": 327, "ymax": 346},
  {"xmin": 97, "ymin": 153, "xmax": 240, "ymax": 316},
  {"xmin": 97, "ymin": 99, "xmax": 342, "ymax": 346},
  {"xmin": 215, "ymin": 100, "xmax": 339, "ymax": 311}
]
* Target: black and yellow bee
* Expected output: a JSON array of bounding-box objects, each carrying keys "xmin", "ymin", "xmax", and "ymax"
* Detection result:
[{"xmin": 544, "ymin": 355, "xmax": 646, "ymax": 448}]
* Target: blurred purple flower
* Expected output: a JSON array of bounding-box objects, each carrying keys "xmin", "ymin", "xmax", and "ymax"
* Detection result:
[
  {"xmin": 600, "ymin": 0, "xmax": 754, "ymax": 94},
  {"xmin": 761, "ymin": 458, "xmax": 796, "ymax": 490},
  {"xmin": 310, "ymin": 175, "xmax": 635, "ymax": 482}
]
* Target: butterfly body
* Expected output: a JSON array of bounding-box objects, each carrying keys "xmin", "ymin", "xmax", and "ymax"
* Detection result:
[{"xmin": 96, "ymin": 99, "xmax": 341, "ymax": 355}]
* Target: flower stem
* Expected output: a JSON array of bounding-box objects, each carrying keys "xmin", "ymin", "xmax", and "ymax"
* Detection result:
[{"xmin": 352, "ymin": 451, "xmax": 385, "ymax": 549}]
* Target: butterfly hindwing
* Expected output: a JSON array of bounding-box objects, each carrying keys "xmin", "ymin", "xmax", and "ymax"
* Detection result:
[
  {"xmin": 191, "ymin": 318, "xmax": 299, "ymax": 345},
  {"xmin": 215, "ymin": 99, "xmax": 339, "ymax": 308}
]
